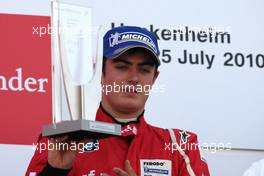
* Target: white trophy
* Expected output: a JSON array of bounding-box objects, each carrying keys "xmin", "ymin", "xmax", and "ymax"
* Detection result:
[{"xmin": 42, "ymin": 1, "xmax": 121, "ymax": 140}]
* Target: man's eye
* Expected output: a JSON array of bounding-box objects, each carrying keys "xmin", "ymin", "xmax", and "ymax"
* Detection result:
[
  {"xmin": 116, "ymin": 66, "xmax": 128, "ymax": 70},
  {"xmin": 140, "ymin": 68, "xmax": 151, "ymax": 73}
]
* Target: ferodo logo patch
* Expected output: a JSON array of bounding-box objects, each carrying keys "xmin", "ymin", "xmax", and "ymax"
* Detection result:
[{"xmin": 140, "ymin": 159, "xmax": 171, "ymax": 176}]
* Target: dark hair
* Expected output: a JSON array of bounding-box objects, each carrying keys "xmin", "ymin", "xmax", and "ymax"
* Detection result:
[{"xmin": 102, "ymin": 48, "xmax": 159, "ymax": 74}]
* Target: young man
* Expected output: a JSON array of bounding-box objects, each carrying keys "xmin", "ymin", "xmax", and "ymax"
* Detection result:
[{"xmin": 26, "ymin": 26, "xmax": 210, "ymax": 176}]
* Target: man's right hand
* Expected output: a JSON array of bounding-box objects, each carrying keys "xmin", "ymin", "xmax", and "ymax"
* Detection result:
[{"xmin": 47, "ymin": 136, "xmax": 79, "ymax": 170}]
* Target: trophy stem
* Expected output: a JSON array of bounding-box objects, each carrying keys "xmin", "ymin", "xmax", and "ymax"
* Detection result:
[
  {"xmin": 81, "ymin": 85, "xmax": 85, "ymax": 119},
  {"xmin": 58, "ymin": 24, "xmax": 82, "ymax": 121}
]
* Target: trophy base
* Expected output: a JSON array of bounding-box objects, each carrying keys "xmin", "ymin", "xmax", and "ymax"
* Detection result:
[{"xmin": 42, "ymin": 120, "xmax": 121, "ymax": 140}]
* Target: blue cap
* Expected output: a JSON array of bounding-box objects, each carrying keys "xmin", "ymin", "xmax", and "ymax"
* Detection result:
[{"xmin": 103, "ymin": 26, "xmax": 160, "ymax": 66}]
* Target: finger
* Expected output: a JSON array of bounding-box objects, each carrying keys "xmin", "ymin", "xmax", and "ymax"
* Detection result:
[
  {"xmin": 79, "ymin": 138, "xmax": 94, "ymax": 144},
  {"xmin": 100, "ymin": 173, "xmax": 110, "ymax": 176},
  {"xmin": 125, "ymin": 160, "xmax": 136, "ymax": 175},
  {"xmin": 113, "ymin": 167, "xmax": 129, "ymax": 176}
]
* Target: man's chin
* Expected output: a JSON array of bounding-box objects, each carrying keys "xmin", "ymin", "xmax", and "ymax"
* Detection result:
[{"xmin": 118, "ymin": 99, "xmax": 143, "ymax": 111}]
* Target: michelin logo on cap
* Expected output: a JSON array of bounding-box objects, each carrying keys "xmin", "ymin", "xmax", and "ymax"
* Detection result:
[{"xmin": 109, "ymin": 32, "xmax": 158, "ymax": 53}]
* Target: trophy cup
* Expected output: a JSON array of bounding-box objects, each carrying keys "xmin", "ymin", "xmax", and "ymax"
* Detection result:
[{"xmin": 42, "ymin": 1, "xmax": 121, "ymax": 140}]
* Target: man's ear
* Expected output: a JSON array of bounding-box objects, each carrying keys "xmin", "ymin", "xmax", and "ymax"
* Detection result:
[
  {"xmin": 152, "ymin": 70, "xmax": 159, "ymax": 85},
  {"xmin": 101, "ymin": 73, "xmax": 105, "ymax": 85}
]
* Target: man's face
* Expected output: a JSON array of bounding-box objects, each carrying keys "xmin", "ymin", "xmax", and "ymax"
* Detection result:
[{"xmin": 101, "ymin": 51, "xmax": 159, "ymax": 115}]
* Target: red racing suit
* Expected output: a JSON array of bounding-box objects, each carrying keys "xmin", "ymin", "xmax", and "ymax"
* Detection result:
[{"xmin": 26, "ymin": 105, "xmax": 210, "ymax": 176}]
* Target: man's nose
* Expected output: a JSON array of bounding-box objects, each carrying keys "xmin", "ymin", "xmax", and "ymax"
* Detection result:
[{"xmin": 128, "ymin": 69, "xmax": 140, "ymax": 85}]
